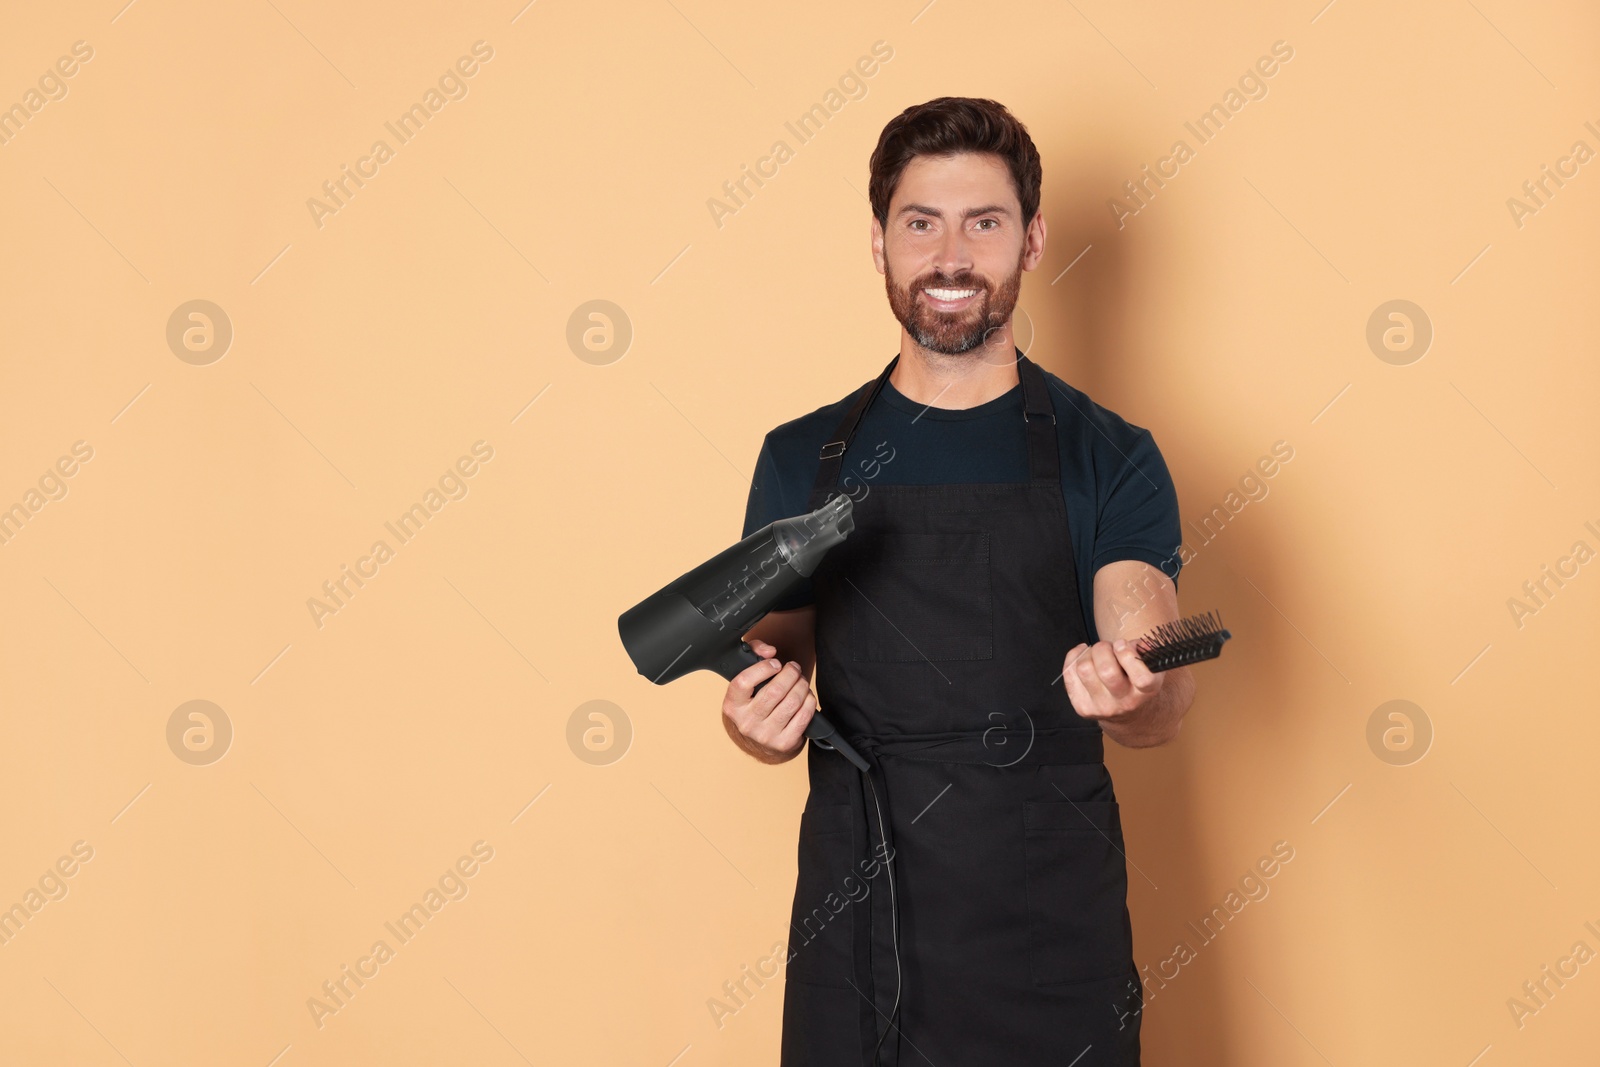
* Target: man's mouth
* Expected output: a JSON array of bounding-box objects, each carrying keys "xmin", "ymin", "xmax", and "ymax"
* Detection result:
[{"xmin": 921, "ymin": 286, "xmax": 981, "ymax": 310}]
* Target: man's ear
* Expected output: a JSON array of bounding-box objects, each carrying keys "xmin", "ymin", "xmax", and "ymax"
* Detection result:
[
  {"xmin": 1022, "ymin": 210, "xmax": 1047, "ymax": 271},
  {"xmin": 870, "ymin": 215, "xmax": 887, "ymax": 275}
]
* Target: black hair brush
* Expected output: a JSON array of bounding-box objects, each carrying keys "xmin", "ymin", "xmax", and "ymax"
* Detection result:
[{"xmin": 1135, "ymin": 611, "xmax": 1232, "ymax": 671}]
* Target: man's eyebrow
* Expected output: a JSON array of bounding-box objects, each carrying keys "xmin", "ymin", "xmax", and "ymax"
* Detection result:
[{"xmin": 895, "ymin": 203, "xmax": 1013, "ymax": 220}]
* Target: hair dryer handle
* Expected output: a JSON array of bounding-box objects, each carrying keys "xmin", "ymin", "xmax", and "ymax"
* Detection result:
[
  {"xmin": 711, "ymin": 640, "xmax": 765, "ymax": 681},
  {"xmin": 719, "ymin": 641, "xmax": 870, "ymax": 773},
  {"xmin": 801, "ymin": 711, "xmax": 870, "ymax": 773}
]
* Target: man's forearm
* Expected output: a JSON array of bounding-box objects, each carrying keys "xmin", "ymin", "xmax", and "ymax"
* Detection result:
[{"xmin": 1100, "ymin": 665, "xmax": 1196, "ymax": 748}]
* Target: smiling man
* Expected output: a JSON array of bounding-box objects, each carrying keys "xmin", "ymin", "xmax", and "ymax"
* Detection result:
[{"xmin": 723, "ymin": 97, "xmax": 1195, "ymax": 1066}]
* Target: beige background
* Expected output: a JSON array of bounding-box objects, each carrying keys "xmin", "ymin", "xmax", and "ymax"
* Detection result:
[{"xmin": 1, "ymin": 0, "xmax": 1597, "ymax": 1064}]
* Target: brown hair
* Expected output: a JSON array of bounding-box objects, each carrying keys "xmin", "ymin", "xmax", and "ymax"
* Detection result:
[{"xmin": 868, "ymin": 97, "xmax": 1043, "ymax": 229}]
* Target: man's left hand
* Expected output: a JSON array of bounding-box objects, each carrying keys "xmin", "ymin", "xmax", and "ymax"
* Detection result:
[{"xmin": 1062, "ymin": 639, "xmax": 1164, "ymax": 727}]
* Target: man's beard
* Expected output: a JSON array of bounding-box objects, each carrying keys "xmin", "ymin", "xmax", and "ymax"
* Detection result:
[{"xmin": 885, "ymin": 251, "xmax": 1024, "ymax": 357}]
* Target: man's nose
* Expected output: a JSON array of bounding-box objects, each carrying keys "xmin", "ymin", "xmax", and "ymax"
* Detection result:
[{"xmin": 926, "ymin": 231, "xmax": 976, "ymax": 280}]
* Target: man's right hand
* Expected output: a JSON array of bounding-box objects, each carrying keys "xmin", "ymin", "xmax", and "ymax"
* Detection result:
[{"xmin": 721, "ymin": 637, "xmax": 817, "ymax": 764}]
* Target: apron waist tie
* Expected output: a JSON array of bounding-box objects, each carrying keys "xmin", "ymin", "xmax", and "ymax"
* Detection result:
[{"xmin": 863, "ymin": 727, "xmax": 1105, "ymax": 764}]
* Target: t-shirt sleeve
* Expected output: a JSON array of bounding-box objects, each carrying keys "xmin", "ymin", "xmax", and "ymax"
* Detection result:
[
  {"xmin": 741, "ymin": 436, "xmax": 816, "ymax": 611},
  {"xmin": 1092, "ymin": 429, "xmax": 1183, "ymax": 586}
]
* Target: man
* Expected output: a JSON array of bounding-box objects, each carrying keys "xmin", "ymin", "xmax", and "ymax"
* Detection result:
[{"xmin": 724, "ymin": 97, "xmax": 1196, "ymax": 1066}]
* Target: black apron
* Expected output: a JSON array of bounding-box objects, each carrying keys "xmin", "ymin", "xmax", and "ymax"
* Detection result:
[{"xmin": 780, "ymin": 351, "xmax": 1143, "ymax": 1066}]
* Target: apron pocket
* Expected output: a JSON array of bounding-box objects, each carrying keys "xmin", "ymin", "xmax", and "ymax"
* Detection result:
[
  {"xmin": 784, "ymin": 803, "xmax": 857, "ymax": 988},
  {"xmin": 847, "ymin": 531, "xmax": 993, "ymax": 662},
  {"xmin": 1022, "ymin": 799, "xmax": 1132, "ymax": 988}
]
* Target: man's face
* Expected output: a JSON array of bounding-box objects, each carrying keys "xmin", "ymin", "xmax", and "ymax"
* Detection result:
[{"xmin": 875, "ymin": 152, "xmax": 1042, "ymax": 358}]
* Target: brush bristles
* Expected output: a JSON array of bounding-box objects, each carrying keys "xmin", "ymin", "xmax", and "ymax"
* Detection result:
[{"xmin": 1135, "ymin": 610, "xmax": 1232, "ymax": 672}]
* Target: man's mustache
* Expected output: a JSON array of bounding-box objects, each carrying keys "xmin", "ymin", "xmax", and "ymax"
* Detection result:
[{"xmin": 915, "ymin": 276, "xmax": 988, "ymax": 292}]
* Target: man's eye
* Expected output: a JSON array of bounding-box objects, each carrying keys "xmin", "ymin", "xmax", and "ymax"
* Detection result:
[
  {"xmin": 975, "ymin": 218, "xmax": 998, "ymax": 231},
  {"xmin": 910, "ymin": 219, "xmax": 930, "ymax": 231}
]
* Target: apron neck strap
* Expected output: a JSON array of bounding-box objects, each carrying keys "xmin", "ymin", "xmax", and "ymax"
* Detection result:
[
  {"xmin": 812, "ymin": 349, "xmax": 1059, "ymax": 499},
  {"xmin": 1019, "ymin": 353, "xmax": 1059, "ymax": 483}
]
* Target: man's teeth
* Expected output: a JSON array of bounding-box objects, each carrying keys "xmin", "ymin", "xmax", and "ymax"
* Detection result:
[{"xmin": 925, "ymin": 288, "xmax": 978, "ymax": 300}]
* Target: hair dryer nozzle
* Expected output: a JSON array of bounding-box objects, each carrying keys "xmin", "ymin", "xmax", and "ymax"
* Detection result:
[
  {"xmin": 617, "ymin": 494, "xmax": 857, "ymax": 686},
  {"xmin": 774, "ymin": 493, "xmax": 854, "ymax": 578}
]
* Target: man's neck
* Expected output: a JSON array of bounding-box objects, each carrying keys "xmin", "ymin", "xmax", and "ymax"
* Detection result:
[{"xmin": 889, "ymin": 331, "xmax": 1021, "ymax": 410}]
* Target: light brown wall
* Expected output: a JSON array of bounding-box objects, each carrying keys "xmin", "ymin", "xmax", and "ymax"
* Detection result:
[{"xmin": 0, "ymin": 2, "xmax": 1595, "ymax": 1064}]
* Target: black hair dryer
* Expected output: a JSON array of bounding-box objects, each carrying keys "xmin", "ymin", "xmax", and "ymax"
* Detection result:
[{"xmin": 617, "ymin": 494, "xmax": 870, "ymax": 772}]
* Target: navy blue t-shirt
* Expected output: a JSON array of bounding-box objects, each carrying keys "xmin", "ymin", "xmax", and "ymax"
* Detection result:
[{"xmin": 741, "ymin": 360, "xmax": 1182, "ymax": 644}]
